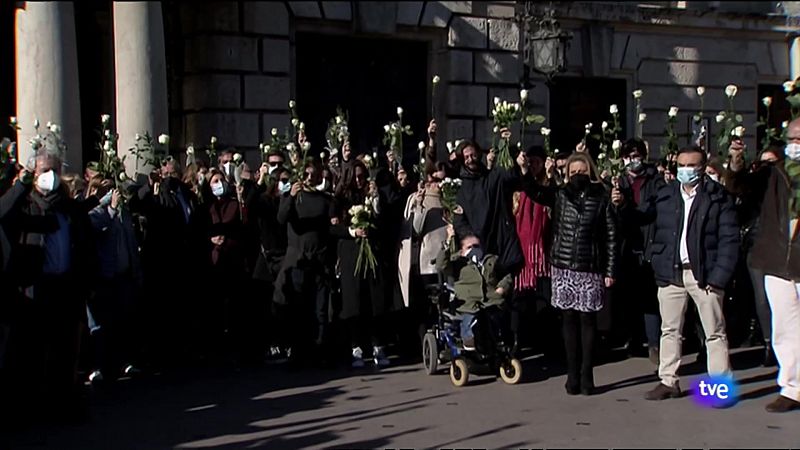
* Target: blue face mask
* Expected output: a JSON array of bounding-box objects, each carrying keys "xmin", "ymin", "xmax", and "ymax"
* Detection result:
[
  {"xmin": 466, "ymin": 247, "xmax": 484, "ymax": 265},
  {"xmin": 211, "ymin": 182, "xmax": 225, "ymax": 197},
  {"xmin": 676, "ymin": 167, "xmax": 700, "ymax": 186}
]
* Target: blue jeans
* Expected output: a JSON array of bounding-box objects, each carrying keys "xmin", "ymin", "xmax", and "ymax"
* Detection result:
[{"xmin": 461, "ymin": 313, "xmax": 475, "ymax": 341}]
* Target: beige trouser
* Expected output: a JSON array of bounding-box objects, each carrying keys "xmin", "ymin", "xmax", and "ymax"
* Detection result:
[
  {"xmin": 764, "ymin": 275, "xmax": 800, "ymax": 401},
  {"xmin": 657, "ymin": 269, "xmax": 731, "ymax": 388}
]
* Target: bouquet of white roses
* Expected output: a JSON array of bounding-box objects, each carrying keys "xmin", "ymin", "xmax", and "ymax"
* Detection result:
[
  {"xmin": 325, "ymin": 107, "xmax": 350, "ymax": 158},
  {"xmin": 595, "ymin": 105, "xmax": 624, "ymax": 178},
  {"xmin": 382, "ymin": 107, "xmax": 413, "ymax": 162},
  {"xmin": 439, "ymin": 177, "xmax": 462, "ymax": 251},
  {"xmin": 491, "ymin": 97, "xmax": 545, "ymax": 169},
  {"xmin": 95, "ymin": 114, "xmax": 129, "ymax": 188},
  {"xmin": 350, "ymin": 202, "xmax": 378, "ymax": 278}
]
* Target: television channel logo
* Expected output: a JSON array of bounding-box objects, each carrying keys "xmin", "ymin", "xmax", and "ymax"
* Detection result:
[{"xmin": 691, "ymin": 374, "xmax": 739, "ymax": 408}]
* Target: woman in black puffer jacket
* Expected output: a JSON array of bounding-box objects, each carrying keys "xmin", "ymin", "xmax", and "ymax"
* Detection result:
[{"xmin": 530, "ymin": 152, "xmax": 618, "ymax": 396}]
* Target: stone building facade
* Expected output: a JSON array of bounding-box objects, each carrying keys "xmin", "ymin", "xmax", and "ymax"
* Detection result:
[{"xmin": 5, "ymin": 1, "xmax": 800, "ymax": 174}]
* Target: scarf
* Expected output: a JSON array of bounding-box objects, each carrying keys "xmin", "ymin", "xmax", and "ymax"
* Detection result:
[
  {"xmin": 785, "ymin": 159, "xmax": 800, "ymax": 219},
  {"xmin": 514, "ymin": 191, "xmax": 550, "ymax": 291},
  {"xmin": 22, "ymin": 186, "xmax": 67, "ymax": 247}
]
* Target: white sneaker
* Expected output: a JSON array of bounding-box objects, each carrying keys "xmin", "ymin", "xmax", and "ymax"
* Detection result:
[
  {"xmin": 373, "ymin": 346, "xmax": 390, "ymax": 367},
  {"xmin": 88, "ymin": 370, "xmax": 104, "ymax": 384},
  {"xmin": 351, "ymin": 347, "xmax": 365, "ymax": 368}
]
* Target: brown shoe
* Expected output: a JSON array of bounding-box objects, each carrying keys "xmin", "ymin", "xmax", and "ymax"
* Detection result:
[
  {"xmin": 765, "ymin": 395, "xmax": 800, "ymax": 413},
  {"xmin": 645, "ymin": 382, "xmax": 681, "ymax": 400}
]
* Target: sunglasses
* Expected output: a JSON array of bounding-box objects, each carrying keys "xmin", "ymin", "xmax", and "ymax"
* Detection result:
[{"xmin": 268, "ymin": 161, "xmax": 282, "ymax": 167}]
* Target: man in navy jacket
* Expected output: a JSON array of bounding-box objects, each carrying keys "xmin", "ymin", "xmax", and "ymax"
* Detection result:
[{"xmin": 613, "ymin": 146, "xmax": 739, "ymax": 401}]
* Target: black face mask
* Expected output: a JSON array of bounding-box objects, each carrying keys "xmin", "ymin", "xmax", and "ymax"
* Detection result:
[{"xmin": 569, "ymin": 174, "xmax": 591, "ymax": 190}]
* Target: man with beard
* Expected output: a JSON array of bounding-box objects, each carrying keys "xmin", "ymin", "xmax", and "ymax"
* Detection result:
[{"xmin": 453, "ymin": 139, "xmax": 533, "ymax": 279}]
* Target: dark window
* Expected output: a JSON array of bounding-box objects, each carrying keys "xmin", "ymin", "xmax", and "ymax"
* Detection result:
[
  {"xmin": 757, "ymin": 84, "xmax": 790, "ymax": 152},
  {"xmin": 296, "ymin": 33, "xmax": 428, "ymax": 168}
]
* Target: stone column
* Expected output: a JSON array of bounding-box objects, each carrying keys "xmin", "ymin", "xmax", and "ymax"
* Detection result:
[
  {"xmin": 15, "ymin": 1, "xmax": 83, "ymax": 170},
  {"xmin": 113, "ymin": 1, "xmax": 168, "ymax": 177},
  {"xmin": 791, "ymin": 36, "xmax": 800, "ymax": 82}
]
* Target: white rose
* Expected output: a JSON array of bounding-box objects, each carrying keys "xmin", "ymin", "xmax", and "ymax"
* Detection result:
[
  {"xmin": 784, "ymin": 81, "xmax": 795, "ymax": 93},
  {"xmin": 335, "ymin": 116, "xmax": 343, "ymax": 124},
  {"xmin": 762, "ymin": 96, "xmax": 773, "ymax": 107},
  {"xmin": 101, "ymin": 114, "xmax": 111, "ymax": 124},
  {"xmin": 158, "ymin": 134, "xmax": 169, "ymax": 145},
  {"xmin": 632, "ymin": 90, "xmax": 643, "ymax": 99},
  {"xmin": 320, "ymin": 152, "xmax": 326, "ymax": 159},
  {"xmin": 513, "ymin": 103, "xmax": 521, "ymax": 111},
  {"xmin": 186, "ymin": 146, "xmax": 195, "ymax": 155},
  {"xmin": 638, "ymin": 113, "xmax": 647, "ymax": 123},
  {"xmin": 105, "ymin": 149, "xmax": 115, "ymax": 158},
  {"xmin": 725, "ymin": 84, "xmax": 738, "ymax": 98},
  {"xmin": 612, "ymin": 140, "xmax": 622, "ymax": 151},
  {"xmin": 494, "ymin": 97, "xmax": 501, "ymax": 106},
  {"xmin": 732, "ymin": 126, "xmax": 745, "ymax": 137},
  {"xmin": 49, "ymin": 124, "xmax": 60, "ymax": 133},
  {"xmin": 271, "ymin": 128, "xmax": 278, "ymax": 137},
  {"xmin": 103, "ymin": 141, "xmax": 112, "ymax": 151},
  {"xmin": 104, "ymin": 129, "xmax": 111, "ymax": 138},
  {"xmin": 291, "ymin": 118, "xmax": 299, "ymax": 127},
  {"xmin": 299, "ymin": 122, "xmax": 305, "ymax": 131},
  {"xmin": 118, "ymin": 172, "xmax": 127, "ymax": 182},
  {"xmin": 783, "ymin": 121, "xmax": 789, "ymax": 129},
  {"xmin": 289, "ymin": 100, "xmax": 296, "ymax": 109},
  {"xmin": 286, "ymin": 143, "xmax": 296, "ymax": 153},
  {"xmin": 432, "ymin": 75, "xmax": 440, "ymax": 84},
  {"xmin": 455, "ymin": 139, "xmax": 463, "ymax": 148},
  {"xmin": 9, "ymin": 116, "xmax": 17, "ymax": 126},
  {"xmin": 418, "ymin": 141, "xmax": 426, "ymax": 150},
  {"xmin": 33, "ymin": 119, "xmax": 39, "ymax": 129},
  {"xmin": 397, "ymin": 107, "xmax": 403, "ymax": 116},
  {"xmin": 135, "ymin": 133, "xmax": 142, "ymax": 141},
  {"xmin": 265, "ymin": 145, "xmax": 271, "ymax": 152},
  {"xmin": 609, "ymin": 104, "xmax": 618, "ymax": 115},
  {"xmin": 668, "ymin": 106, "xmax": 679, "ymax": 117},
  {"xmin": 540, "ymin": 127, "xmax": 550, "ymax": 136},
  {"xmin": 233, "ymin": 153, "xmax": 243, "ymax": 163},
  {"xmin": 210, "ymin": 136, "xmax": 217, "ymax": 145},
  {"xmin": 716, "ymin": 114, "xmax": 725, "ymax": 123},
  {"xmin": 384, "ymin": 124, "xmax": 391, "ymax": 133},
  {"xmin": 502, "ymin": 100, "xmax": 509, "ymax": 109},
  {"xmin": 601, "ymin": 121, "xmax": 608, "ymax": 130},
  {"xmin": 493, "ymin": 126, "xmax": 499, "ymax": 133},
  {"xmin": 446, "ymin": 142, "xmax": 454, "ymax": 153},
  {"xmin": 301, "ymin": 142, "xmax": 311, "ymax": 152},
  {"xmin": 585, "ymin": 123, "xmax": 592, "ymax": 130},
  {"xmin": 46, "ymin": 121, "xmax": 52, "ymax": 128},
  {"xmin": 696, "ymin": 86, "xmax": 706, "ymax": 97},
  {"xmin": 520, "ymin": 89, "xmax": 528, "ymax": 102},
  {"xmin": 391, "ymin": 123, "xmax": 399, "ymax": 132},
  {"xmin": 598, "ymin": 153, "xmax": 606, "ymax": 160}
]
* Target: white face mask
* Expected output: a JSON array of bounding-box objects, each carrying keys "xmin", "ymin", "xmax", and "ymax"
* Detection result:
[
  {"xmin": 278, "ymin": 180, "xmax": 291, "ymax": 194},
  {"xmin": 223, "ymin": 161, "xmax": 232, "ymax": 173},
  {"xmin": 708, "ymin": 173, "xmax": 720, "ymax": 183},
  {"xmin": 197, "ymin": 173, "xmax": 206, "ymax": 185},
  {"xmin": 316, "ymin": 179, "xmax": 330, "ymax": 192},
  {"xmin": 36, "ymin": 170, "xmax": 58, "ymax": 193},
  {"xmin": 786, "ymin": 143, "xmax": 800, "ymax": 161},
  {"xmin": 211, "ymin": 182, "xmax": 225, "ymax": 197}
]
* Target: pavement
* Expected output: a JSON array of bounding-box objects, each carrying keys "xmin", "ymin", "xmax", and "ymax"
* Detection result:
[{"xmin": 3, "ymin": 346, "xmax": 799, "ymax": 449}]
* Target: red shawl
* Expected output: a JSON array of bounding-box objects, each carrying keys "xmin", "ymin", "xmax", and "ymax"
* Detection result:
[{"xmin": 514, "ymin": 191, "xmax": 550, "ymax": 291}]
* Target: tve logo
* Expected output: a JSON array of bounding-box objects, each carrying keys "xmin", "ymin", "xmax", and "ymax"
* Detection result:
[{"xmin": 691, "ymin": 375, "xmax": 739, "ymax": 408}]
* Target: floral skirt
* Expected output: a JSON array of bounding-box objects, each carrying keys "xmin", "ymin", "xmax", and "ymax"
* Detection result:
[{"xmin": 550, "ymin": 265, "xmax": 605, "ymax": 313}]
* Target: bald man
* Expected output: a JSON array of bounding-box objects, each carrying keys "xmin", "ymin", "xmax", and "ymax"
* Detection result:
[{"xmin": 748, "ymin": 118, "xmax": 800, "ymax": 413}]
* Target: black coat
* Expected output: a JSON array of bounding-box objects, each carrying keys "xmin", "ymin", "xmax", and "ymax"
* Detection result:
[
  {"xmin": 616, "ymin": 165, "xmax": 666, "ymax": 259},
  {"xmin": 530, "ymin": 181, "xmax": 617, "ymax": 278},
  {"xmin": 628, "ymin": 177, "xmax": 739, "ymax": 289},
  {"xmin": 246, "ymin": 183, "xmax": 287, "ymax": 283},
  {"xmin": 453, "ymin": 165, "xmax": 534, "ymax": 277},
  {"xmin": 749, "ymin": 164, "xmax": 800, "ymax": 281}
]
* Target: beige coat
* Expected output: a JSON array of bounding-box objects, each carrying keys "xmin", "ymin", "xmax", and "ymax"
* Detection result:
[{"xmin": 398, "ymin": 189, "xmax": 448, "ymax": 307}]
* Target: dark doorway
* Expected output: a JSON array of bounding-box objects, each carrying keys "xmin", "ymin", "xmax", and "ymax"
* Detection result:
[
  {"xmin": 296, "ymin": 33, "xmax": 428, "ymax": 168},
  {"xmin": 757, "ymin": 84, "xmax": 790, "ymax": 153},
  {"xmin": 74, "ymin": 0, "xmax": 115, "ymax": 167},
  {"xmin": 549, "ymin": 77, "xmax": 628, "ymax": 159}
]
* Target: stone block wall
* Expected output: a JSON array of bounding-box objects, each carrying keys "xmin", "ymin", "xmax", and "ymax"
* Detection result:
[{"xmin": 173, "ymin": 1, "xmax": 792, "ymax": 166}]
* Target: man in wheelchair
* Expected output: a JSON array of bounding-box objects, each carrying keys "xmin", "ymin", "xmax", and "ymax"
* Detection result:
[{"xmin": 435, "ymin": 225, "xmax": 511, "ymax": 351}]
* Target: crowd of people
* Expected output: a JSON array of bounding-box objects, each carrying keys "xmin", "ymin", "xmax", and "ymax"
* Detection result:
[{"xmin": 1, "ymin": 114, "xmax": 799, "ymax": 426}]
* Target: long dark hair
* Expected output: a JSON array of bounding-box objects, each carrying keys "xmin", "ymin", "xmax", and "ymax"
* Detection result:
[{"xmin": 335, "ymin": 159, "xmax": 368, "ymax": 200}]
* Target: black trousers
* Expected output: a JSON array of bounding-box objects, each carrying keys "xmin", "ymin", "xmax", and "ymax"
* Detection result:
[
  {"xmin": 562, "ymin": 309, "xmax": 597, "ymax": 387},
  {"xmin": 287, "ymin": 263, "xmax": 328, "ymax": 359}
]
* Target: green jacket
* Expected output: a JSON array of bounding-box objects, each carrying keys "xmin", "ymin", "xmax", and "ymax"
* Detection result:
[{"xmin": 435, "ymin": 246, "xmax": 512, "ymax": 313}]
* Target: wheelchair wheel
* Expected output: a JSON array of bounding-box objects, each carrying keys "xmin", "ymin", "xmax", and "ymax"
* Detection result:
[
  {"xmin": 499, "ymin": 358, "xmax": 522, "ymax": 385},
  {"xmin": 422, "ymin": 332, "xmax": 439, "ymax": 375},
  {"xmin": 450, "ymin": 358, "xmax": 469, "ymax": 387}
]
